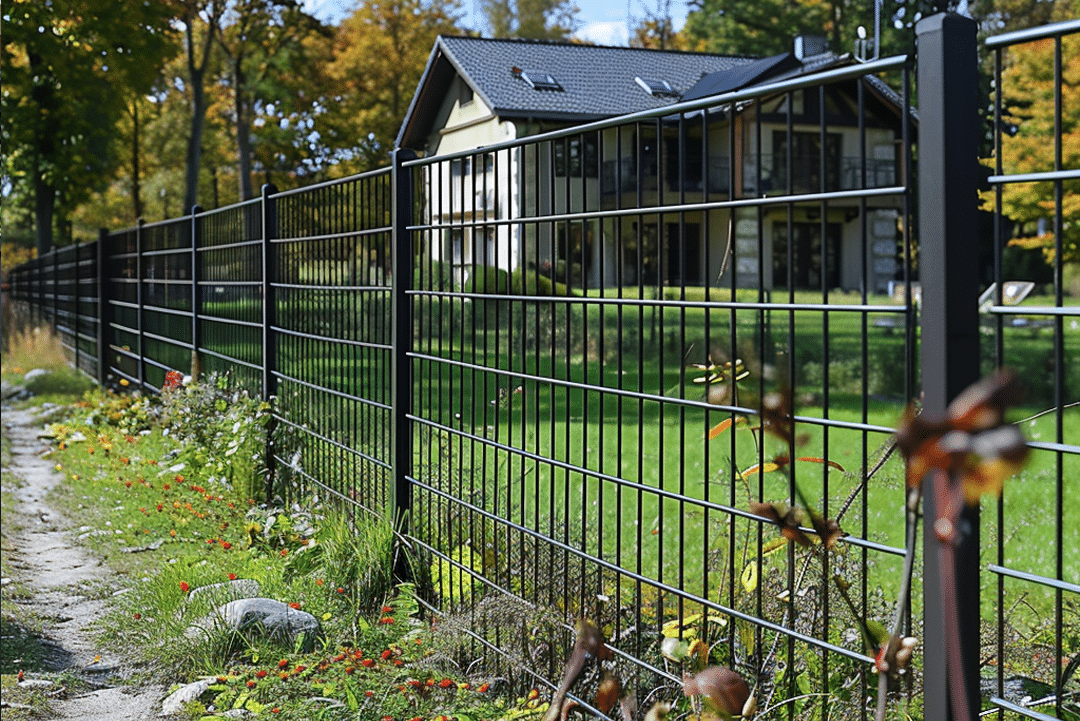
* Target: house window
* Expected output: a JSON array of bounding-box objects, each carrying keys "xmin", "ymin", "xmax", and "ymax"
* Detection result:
[
  {"xmin": 773, "ymin": 222, "xmax": 841, "ymax": 290},
  {"xmin": 554, "ymin": 135, "xmax": 599, "ymax": 178},
  {"xmin": 771, "ymin": 131, "xmax": 841, "ymax": 193}
]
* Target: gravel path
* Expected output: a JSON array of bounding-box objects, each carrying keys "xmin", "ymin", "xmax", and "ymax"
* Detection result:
[{"xmin": 2, "ymin": 405, "xmax": 169, "ymax": 720}]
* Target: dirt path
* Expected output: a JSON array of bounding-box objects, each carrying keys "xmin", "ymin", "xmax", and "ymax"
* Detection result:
[{"xmin": 2, "ymin": 404, "xmax": 168, "ymax": 720}]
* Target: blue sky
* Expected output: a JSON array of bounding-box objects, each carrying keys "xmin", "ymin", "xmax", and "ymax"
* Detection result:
[{"xmin": 304, "ymin": 0, "xmax": 689, "ymax": 47}]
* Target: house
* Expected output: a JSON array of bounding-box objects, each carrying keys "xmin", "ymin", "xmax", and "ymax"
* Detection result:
[{"xmin": 396, "ymin": 36, "xmax": 911, "ymax": 293}]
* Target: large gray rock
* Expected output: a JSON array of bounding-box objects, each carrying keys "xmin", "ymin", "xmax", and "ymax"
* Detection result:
[
  {"xmin": 186, "ymin": 579, "xmax": 261, "ymax": 606},
  {"xmin": 160, "ymin": 679, "xmax": 211, "ymax": 717},
  {"xmin": 186, "ymin": 597, "xmax": 322, "ymax": 651}
]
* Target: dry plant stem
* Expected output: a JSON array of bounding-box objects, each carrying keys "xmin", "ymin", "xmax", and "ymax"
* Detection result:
[{"xmin": 875, "ymin": 485, "xmax": 921, "ymax": 721}]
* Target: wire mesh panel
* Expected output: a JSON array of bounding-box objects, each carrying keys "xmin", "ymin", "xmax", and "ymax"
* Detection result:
[
  {"xmin": 984, "ymin": 19, "xmax": 1080, "ymax": 721},
  {"xmin": 268, "ymin": 171, "xmax": 396, "ymax": 516},
  {"xmin": 195, "ymin": 199, "xmax": 264, "ymax": 392},
  {"xmin": 403, "ymin": 56, "xmax": 918, "ymax": 718}
]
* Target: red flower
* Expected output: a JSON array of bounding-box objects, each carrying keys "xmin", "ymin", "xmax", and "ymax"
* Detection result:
[
  {"xmin": 227, "ymin": 573, "xmax": 237, "ymax": 581},
  {"xmin": 316, "ymin": 579, "xmax": 324, "ymax": 586},
  {"xmin": 246, "ymin": 680, "xmax": 256, "ymax": 688},
  {"xmin": 280, "ymin": 549, "xmax": 288, "ymax": 557},
  {"xmin": 222, "ymin": 542, "xmax": 232, "ymax": 550},
  {"xmin": 256, "ymin": 670, "xmax": 268, "ymax": 679},
  {"xmin": 278, "ymin": 659, "xmax": 289, "ymax": 669},
  {"xmin": 381, "ymin": 649, "xmax": 393, "ymax": 660},
  {"xmin": 163, "ymin": 484, "xmax": 171, "ymax": 491},
  {"xmin": 133, "ymin": 613, "xmax": 141, "ymax": 620},
  {"xmin": 163, "ymin": 370, "xmax": 183, "ymax": 390},
  {"xmin": 439, "ymin": 678, "xmax": 454, "ymax": 688},
  {"xmin": 345, "ymin": 667, "xmax": 355, "ymax": 675},
  {"xmin": 381, "ymin": 605, "xmax": 393, "ymax": 614},
  {"xmin": 179, "ymin": 581, "xmax": 190, "ymax": 593},
  {"xmin": 295, "ymin": 665, "xmax": 306, "ymax": 673},
  {"xmin": 477, "ymin": 683, "xmax": 490, "ymax": 693},
  {"xmin": 365, "ymin": 690, "xmax": 374, "ymax": 697},
  {"xmin": 337, "ymin": 587, "xmax": 345, "ymax": 594},
  {"xmin": 379, "ymin": 617, "xmax": 394, "ymax": 624},
  {"xmin": 362, "ymin": 658, "xmax": 375, "ymax": 668},
  {"xmin": 289, "ymin": 602, "xmax": 301, "ymax": 610}
]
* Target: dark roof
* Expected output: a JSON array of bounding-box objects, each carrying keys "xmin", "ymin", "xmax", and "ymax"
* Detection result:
[
  {"xmin": 681, "ymin": 52, "xmax": 802, "ymax": 101},
  {"xmin": 397, "ymin": 36, "xmax": 756, "ymax": 150}
]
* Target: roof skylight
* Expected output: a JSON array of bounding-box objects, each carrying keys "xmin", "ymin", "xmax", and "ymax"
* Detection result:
[
  {"xmin": 512, "ymin": 67, "xmax": 563, "ymax": 91},
  {"xmin": 635, "ymin": 77, "xmax": 680, "ymax": 98}
]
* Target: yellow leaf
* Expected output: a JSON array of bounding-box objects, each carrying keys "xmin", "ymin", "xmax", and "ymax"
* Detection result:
[
  {"xmin": 740, "ymin": 562, "xmax": 759, "ymax": 593},
  {"xmin": 741, "ymin": 462, "xmax": 780, "ymax": 477},
  {"xmin": 707, "ymin": 416, "xmax": 746, "ymax": 440}
]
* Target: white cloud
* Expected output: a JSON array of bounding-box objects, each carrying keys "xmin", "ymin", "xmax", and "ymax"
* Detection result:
[{"xmin": 577, "ymin": 20, "xmax": 629, "ymax": 46}]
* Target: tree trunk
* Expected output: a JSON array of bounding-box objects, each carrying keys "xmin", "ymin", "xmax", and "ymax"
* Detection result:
[
  {"xmin": 33, "ymin": 163, "xmax": 55, "ymax": 256},
  {"xmin": 132, "ymin": 100, "xmax": 144, "ymax": 220},
  {"xmin": 234, "ymin": 61, "xmax": 254, "ymax": 201},
  {"xmin": 184, "ymin": 77, "xmax": 206, "ymax": 213}
]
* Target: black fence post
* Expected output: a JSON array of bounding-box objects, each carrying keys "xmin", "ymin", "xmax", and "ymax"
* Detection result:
[
  {"xmin": 191, "ymin": 206, "xmax": 203, "ymax": 381},
  {"xmin": 261, "ymin": 184, "xmax": 279, "ymax": 500},
  {"xmin": 136, "ymin": 218, "xmax": 146, "ymax": 390},
  {"xmin": 391, "ymin": 148, "xmax": 416, "ymax": 575},
  {"xmin": 916, "ymin": 13, "xmax": 981, "ymax": 721},
  {"xmin": 97, "ymin": 229, "xmax": 110, "ymax": 386}
]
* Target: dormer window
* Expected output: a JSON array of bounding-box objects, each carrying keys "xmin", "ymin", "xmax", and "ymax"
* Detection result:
[
  {"xmin": 512, "ymin": 66, "xmax": 563, "ymax": 91},
  {"xmin": 635, "ymin": 77, "xmax": 680, "ymax": 98}
]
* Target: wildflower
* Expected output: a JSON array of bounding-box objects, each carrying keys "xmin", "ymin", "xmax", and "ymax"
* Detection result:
[
  {"xmin": 381, "ymin": 649, "xmax": 393, "ymax": 660},
  {"xmin": 222, "ymin": 542, "xmax": 232, "ymax": 550},
  {"xmin": 289, "ymin": 602, "xmax": 301, "ymax": 610},
  {"xmin": 246, "ymin": 680, "xmax": 256, "ymax": 688},
  {"xmin": 169, "ymin": 529, "xmax": 176, "ymax": 537},
  {"xmin": 156, "ymin": 503, "xmax": 163, "ymax": 512},
  {"xmin": 271, "ymin": 708, "xmax": 280, "ymax": 714},
  {"xmin": 365, "ymin": 690, "xmax": 374, "ymax": 697},
  {"xmin": 179, "ymin": 581, "xmax": 190, "ymax": 593},
  {"xmin": 528, "ymin": 689, "xmax": 539, "ymax": 700},
  {"xmin": 295, "ymin": 665, "xmax": 306, "ymax": 673},
  {"xmin": 163, "ymin": 370, "xmax": 183, "ymax": 390},
  {"xmin": 362, "ymin": 658, "xmax": 375, "ymax": 668},
  {"xmin": 439, "ymin": 678, "xmax": 454, "ymax": 688},
  {"xmin": 316, "ymin": 579, "xmax": 324, "ymax": 586},
  {"xmin": 256, "ymin": 670, "xmax": 268, "ymax": 679},
  {"xmin": 337, "ymin": 587, "xmax": 345, "ymax": 594},
  {"xmin": 163, "ymin": 483, "xmax": 171, "ymax": 491},
  {"xmin": 278, "ymin": 659, "xmax": 289, "ymax": 669},
  {"xmin": 133, "ymin": 613, "xmax": 141, "ymax": 620},
  {"xmin": 345, "ymin": 667, "xmax": 355, "ymax": 675},
  {"xmin": 228, "ymin": 573, "xmax": 237, "ymax": 580},
  {"xmin": 279, "ymin": 672, "xmax": 288, "ymax": 680},
  {"xmin": 477, "ymin": 683, "xmax": 490, "ymax": 692},
  {"xmin": 381, "ymin": 605, "xmax": 393, "ymax": 614},
  {"xmin": 280, "ymin": 548, "xmax": 288, "ymax": 557},
  {"xmin": 379, "ymin": 616, "xmax": 394, "ymax": 624}
]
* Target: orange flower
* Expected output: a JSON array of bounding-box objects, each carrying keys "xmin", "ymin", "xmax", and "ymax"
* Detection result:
[
  {"xmin": 246, "ymin": 680, "xmax": 256, "ymax": 688},
  {"xmin": 278, "ymin": 659, "xmax": 289, "ymax": 669},
  {"xmin": 477, "ymin": 683, "xmax": 490, "ymax": 692},
  {"xmin": 289, "ymin": 602, "xmax": 301, "ymax": 610},
  {"xmin": 280, "ymin": 549, "xmax": 288, "ymax": 557}
]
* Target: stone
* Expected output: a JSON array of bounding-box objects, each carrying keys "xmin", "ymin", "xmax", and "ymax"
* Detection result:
[
  {"xmin": 160, "ymin": 679, "xmax": 210, "ymax": 717},
  {"xmin": 185, "ymin": 579, "xmax": 260, "ymax": 607},
  {"xmin": 186, "ymin": 597, "xmax": 322, "ymax": 651}
]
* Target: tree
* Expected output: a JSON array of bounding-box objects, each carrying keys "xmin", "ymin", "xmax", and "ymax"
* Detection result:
[
  {"xmin": 321, "ymin": 0, "xmax": 463, "ymax": 173},
  {"xmin": 629, "ymin": 0, "xmax": 686, "ymax": 50},
  {"xmin": 680, "ymin": 0, "xmax": 963, "ymax": 60},
  {"xmin": 177, "ymin": 0, "xmax": 225, "ymax": 214},
  {"xmin": 216, "ymin": 0, "xmax": 328, "ymax": 200},
  {"xmin": 479, "ymin": 0, "xmax": 580, "ymax": 40},
  {"xmin": 1, "ymin": 0, "xmax": 176, "ymax": 253},
  {"xmin": 989, "ymin": 32, "xmax": 1080, "ymax": 265}
]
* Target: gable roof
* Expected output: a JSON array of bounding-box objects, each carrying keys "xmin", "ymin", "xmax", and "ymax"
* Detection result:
[{"xmin": 397, "ymin": 36, "xmax": 757, "ymax": 150}]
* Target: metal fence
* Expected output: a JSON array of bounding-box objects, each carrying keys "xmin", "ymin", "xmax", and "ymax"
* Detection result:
[{"xmin": 5, "ymin": 14, "xmax": 1078, "ymax": 720}]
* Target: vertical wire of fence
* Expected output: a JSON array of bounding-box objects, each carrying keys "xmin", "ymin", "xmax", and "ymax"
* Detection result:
[{"xmin": 984, "ymin": 18, "xmax": 1080, "ymax": 721}]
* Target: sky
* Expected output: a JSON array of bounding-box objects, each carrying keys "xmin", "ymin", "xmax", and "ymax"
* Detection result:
[{"xmin": 304, "ymin": 0, "xmax": 689, "ymax": 47}]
